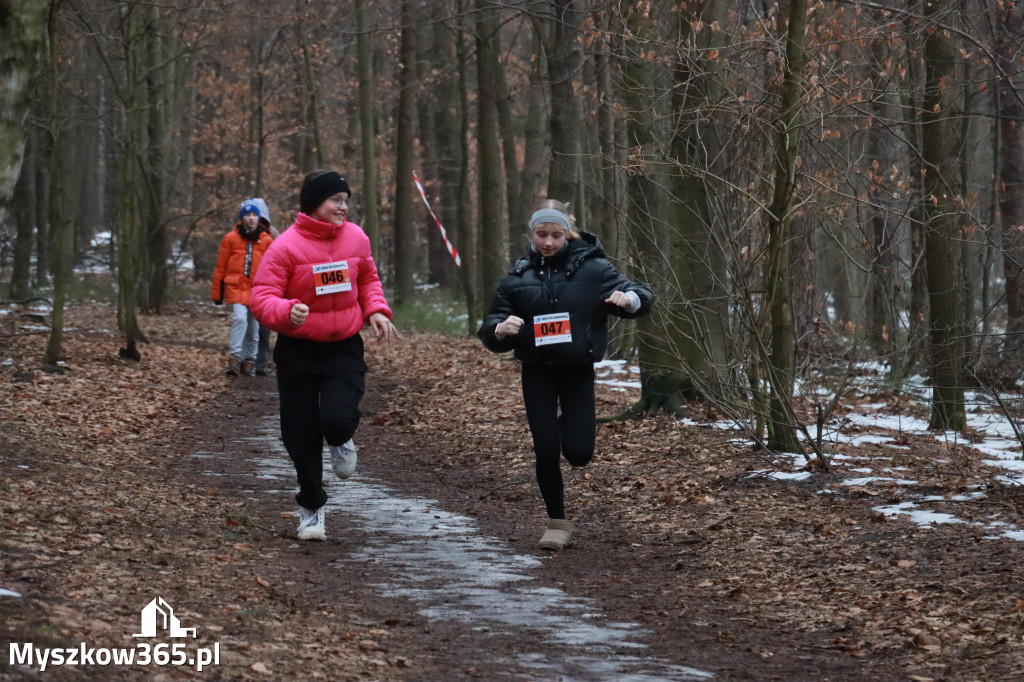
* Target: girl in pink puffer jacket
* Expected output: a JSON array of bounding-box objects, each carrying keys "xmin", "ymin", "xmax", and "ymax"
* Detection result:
[{"xmin": 250, "ymin": 170, "xmax": 398, "ymax": 541}]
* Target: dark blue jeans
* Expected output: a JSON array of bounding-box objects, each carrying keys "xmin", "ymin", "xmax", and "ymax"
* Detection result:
[
  {"xmin": 255, "ymin": 324, "xmax": 272, "ymax": 372},
  {"xmin": 521, "ymin": 362, "xmax": 596, "ymax": 519}
]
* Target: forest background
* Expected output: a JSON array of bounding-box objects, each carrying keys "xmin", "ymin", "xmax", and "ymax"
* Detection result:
[{"xmin": 2, "ymin": 0, "xmax": 1024, "ymax": 457}]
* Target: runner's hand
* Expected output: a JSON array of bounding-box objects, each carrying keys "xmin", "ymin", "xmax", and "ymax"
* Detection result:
[
  {"xmin": 495, "ymin": 316, "xmax": 524, "ymax": 338},
  {"xmin": 290, "ymin": 303, "xmax": 309, "ymax": 326},
  {"xmin": 369, "ymin": 312, "xmax": 399, "ymax": 343},
  {"xmin": 605, "ymin": 291, "xmax": 630, "ymax": 308}
]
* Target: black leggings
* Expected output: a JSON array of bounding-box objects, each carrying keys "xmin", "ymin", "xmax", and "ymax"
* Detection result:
[
  {"xmin": 521, "ymin": 363, "xmax": 596, "ymax": 519},
  {"xmin": 274, "ymin": 333, "xmax": 367, "ymax": 510}
]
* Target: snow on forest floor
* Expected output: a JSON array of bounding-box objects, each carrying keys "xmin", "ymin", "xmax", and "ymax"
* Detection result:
[{"xmin": 594, "ymin": 359, "xmax": 1024, "ymax": 541}]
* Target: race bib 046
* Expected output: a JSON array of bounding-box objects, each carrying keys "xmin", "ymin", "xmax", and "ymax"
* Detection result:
[
  {"xmin": 313, "ymin": 260, "xmax": 352, "ymax": 295},
  {"xmin": 534, "ymin": 312, "xmax": 572, "ymax": 346}
]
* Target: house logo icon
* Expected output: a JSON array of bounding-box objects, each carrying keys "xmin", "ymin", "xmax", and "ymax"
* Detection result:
[{"xmin": 133, "ymin": 597, "xmax": 197, "ymax": 638}]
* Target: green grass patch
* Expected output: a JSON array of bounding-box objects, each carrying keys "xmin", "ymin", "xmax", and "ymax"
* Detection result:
[{"xmin": 389, "ymin": 286, "xmax": 471, "ymax": 335}]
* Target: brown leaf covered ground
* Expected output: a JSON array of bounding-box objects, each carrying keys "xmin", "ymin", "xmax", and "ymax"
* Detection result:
[
  {"xmin": 2, "ymin": 301, "xmax": 1024, "ymax": 681},
  {"xmin": 1, "ymin": 304, "xmax": 411, "ymax": 681}
]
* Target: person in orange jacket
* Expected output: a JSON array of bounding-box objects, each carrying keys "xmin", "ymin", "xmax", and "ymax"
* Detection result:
[
  {"xmin": 251, "ymin": 198, "xmax": 279, "ymax": 376},
  {"xmin": 211, "ymin": 199, "xmax": 274, "ymax": 376}
]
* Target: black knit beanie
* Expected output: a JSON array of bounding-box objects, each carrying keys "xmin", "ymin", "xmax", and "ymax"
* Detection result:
[{"xmin": 299, "ymin": 171, "xmax": 351, "ymax": 215}]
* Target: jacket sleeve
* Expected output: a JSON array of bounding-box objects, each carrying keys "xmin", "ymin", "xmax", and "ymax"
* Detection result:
[
  {"xmin": 249, "ymin": 241, "xmax": 304, "ymax": 334},
  {"xmin": 598, "ymin": 260, "xmax": 655, "ymax": 319},
  {"xmin": 210, "ymin": 234, "xmax": 232, "ymax": 302},
  {"xmin": 355, "ymin": 233, "xmax": 392, "ymax": 321},
  {"xmin": 477, "ymin": 278, "xmax": 518, "ymax": 353}
]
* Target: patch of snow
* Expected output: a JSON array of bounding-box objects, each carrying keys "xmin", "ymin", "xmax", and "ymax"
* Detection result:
[
  {"xmin": 873, "ymin": 502, "xmax": 965, "ymax": 526},
  {"xmin": 842, "ymin": 476, "xmax": 917, "ymax": 486}
]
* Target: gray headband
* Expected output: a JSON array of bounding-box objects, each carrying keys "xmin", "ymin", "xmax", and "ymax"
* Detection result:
[{"xmin": 529, "ymin": 208, "xmax": 570, "ymax": 230}]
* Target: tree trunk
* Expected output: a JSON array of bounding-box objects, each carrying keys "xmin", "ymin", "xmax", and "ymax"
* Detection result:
[
  {"xmin": 667, "ymin": 2, "xmax": 730, "ymax": 398},
  {"xmin": 140, "ymin": 4, "xmax": 170, "ymax": 313},
  {"xmin": 9, "ymin": 130, "xmax": 39, "ymax": 301},
  {"xmin": 476, "ymin": 0, "xmax": 507, "ymax": 300},
  {"xmin": 78, "ymin": 62, "xmax": 107, "ymax": 259},
  {"xmin": 494, "ymin": 50, "xmax": 523, "ymax": 251},
  {"xmin": 33, "ymin": 143, "xmax": 50, "ymax": 289},
  {"xmin": 620, "ymin": 7, "xmax": 685, "ymax": 416},
  {"xmin": 902, "ymin": 6, "xmax": 929, "ymax": 373},
  {"xmin": 866, "ymin": 79, "xmax": 895, "ymax": 355},
  {"xmin": 921, "ymin": 0, "xmax": 966, "ymax": 430},
  {"xmin": 594, "ymin": 23, "xmax": 620, "ymax": 257},
  {"xmin": 764, "ymin": 0, "xmax": 808, "ymax": 453},
  {"xmin": 392, "ymin": 0, "xmax": 418, "ymax": 304},
  {"xmin": 250, "ymin": 32, "xmax": 280, "ymax": 197},
  {"xmin": 0, "ymin": 0, "xmax": 48, "ymax": 224},
  {"xmin": 454, "ymin": 4, "xmax": 479, "ymax": 332},
  {"xmin": 116, "ymin": 1, "xmax": 144, "ymax": 362},
  {"xmin": 998, "ymin": 3, "xmax": 1024, "ymax": 348},
  {"xmin": 355, "ymin": 0, "xmax": 380, "ymax": 256},
  {"xmin": 519, "ymin": 30, "xmax": 548, "ymax": 231},
  {"xmin": 437, "ymin": 10, "xmax": 467, "ymax": 294},
  {"xmin": 418, "ymin": 19, "xmax": 457, "ymax": 289},
  {"xmin": 595, "ymin": 22, "xmax": 631, "ymax": 359},
  {"xmin": 295, "ymin": 4, "xmax": 324, "ymax": 171},
  {"xmin": 44, "ymin": 1, "xmax": 73, "ymax": 366},
  {"xmin": 543, "ymin": 0, "xmax": 584, "ymax": 217}
]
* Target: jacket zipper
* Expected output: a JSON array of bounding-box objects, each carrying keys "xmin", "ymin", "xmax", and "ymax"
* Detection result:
[{"xmin": 538, "ymin": 259, "xmax": 559, "ymax": 364}]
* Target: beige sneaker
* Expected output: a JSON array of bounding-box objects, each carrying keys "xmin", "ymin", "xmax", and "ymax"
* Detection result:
[{"xmin": 538, "ymin": 519, "xmax": 573, "ymax": 551}]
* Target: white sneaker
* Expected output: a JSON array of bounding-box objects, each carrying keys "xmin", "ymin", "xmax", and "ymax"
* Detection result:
[
  {"xmin": 329, "ymin": 439, "xmax": 358, "ymax": 479},
  {"xmin": 296, "ymin": 506, "xmax": 325, "ymax": 541}
]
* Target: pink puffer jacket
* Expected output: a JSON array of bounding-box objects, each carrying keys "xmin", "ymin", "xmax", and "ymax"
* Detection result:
[{"xmin": 249, "ymin": 212, "xmax": 392, "ymax": 342}]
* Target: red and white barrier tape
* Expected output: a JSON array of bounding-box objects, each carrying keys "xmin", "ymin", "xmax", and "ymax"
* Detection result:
[{"xmin": 412, "ymin": 171, "xmax": 461, "ymax": 268}]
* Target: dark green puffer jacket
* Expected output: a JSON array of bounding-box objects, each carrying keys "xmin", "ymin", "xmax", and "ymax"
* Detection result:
[{"xmin": 478, "ymin": 232, "xmax": 655, "ymax": 365}]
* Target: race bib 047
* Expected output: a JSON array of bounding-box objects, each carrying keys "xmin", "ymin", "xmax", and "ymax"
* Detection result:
[
  {"xmin": 313, "ymin": 260, "xmax": 352, "ymax": 295},
  {"xmin": 534, "ymin": 312, "xmax": 572, "ymax": 346}
]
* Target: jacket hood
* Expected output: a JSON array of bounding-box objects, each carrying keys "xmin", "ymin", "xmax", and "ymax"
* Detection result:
[{"xmin": 513, "ymin": 231, "xmax": 604, "ymax": 278}]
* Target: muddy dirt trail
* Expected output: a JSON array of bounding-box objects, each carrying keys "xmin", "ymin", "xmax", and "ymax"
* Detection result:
[{"xmin": 183, "ymin": 370, "xmax": 891, "ymax": 682}]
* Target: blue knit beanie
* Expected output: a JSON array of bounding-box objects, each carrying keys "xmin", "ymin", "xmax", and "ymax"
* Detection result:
[{"xmin": 239, "ymin": 200, "xmax": 261, "ymax": 221}]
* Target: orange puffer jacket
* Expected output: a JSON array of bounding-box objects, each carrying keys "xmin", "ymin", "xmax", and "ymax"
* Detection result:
[{"xmin": 211, "ymin": 225, "xmax": 273, "ymax": 306}]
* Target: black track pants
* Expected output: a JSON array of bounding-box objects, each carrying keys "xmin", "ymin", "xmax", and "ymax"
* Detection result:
[
  {"xmin": 274, "ymin": 333, "xmax": 367, "ymax": 510},
  {"xmin": 521, "ymin": 362, "xmax": 596, "ymax": 519}
]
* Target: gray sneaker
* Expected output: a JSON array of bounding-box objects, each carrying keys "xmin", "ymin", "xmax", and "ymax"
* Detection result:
[
  {"xmin": 329, "ymin": 439, "xmax": 358, "ymax": 479},
  {"xmin": 296, "ymin": 506, "xmax": 325, "ymax": 541}
]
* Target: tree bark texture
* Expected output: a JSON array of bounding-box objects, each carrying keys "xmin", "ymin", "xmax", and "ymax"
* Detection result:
[
  {"xmin": 520, "ymin": 32, "xmax": 549, "ymax": 234},
  {"xmin": 998, "ymin": 4, "xmax": 1024, "ymax": 346},
  {"xmin": 356, "ymin": 0, "xmax": 381, "ymax": 256},
  {"xmin": 44, "ymin": 1, "xmax": 73, "ymax": 365},
  {"xmin": 764, "ymin": 0, "xmax": 808, "ymax": 453},
  {"xmin": 116, "ymin": 1, "xmax": 144, "ymax": 361},
  {"xmin": 667, "ymin": 1, "xmax": 730, "ymax": 398},
  {"xmin": 476, "ymin": 0, "xmax": 508, "ymax": 301},
  {"xmin": 9, "ymin": 129, "xmax": 39, "ymax": 301},
  {"xmin": 454, "ymin": 7, "xmax": 479, "ymax": 331},
  {"xmin": 544, "ymin": 0, "xmax": 585, "ymax": 219},
  {"xmin": 0, "ymin": 0, "xmax": 48, "ymax": 225},
  {"xmin": 620, "ymin": 8, "xmax": 685, "ymax": 417},
  {"xmin": 392, "ymin": 0, "xmax": 418, "ymax": 305},
  {"xmin": 436, "ymin": 11, "xmax": 467, "ymax": 294},
  {"xmin": 921, "ymin": 0, "xmax": 966, "ymax": 430}
]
